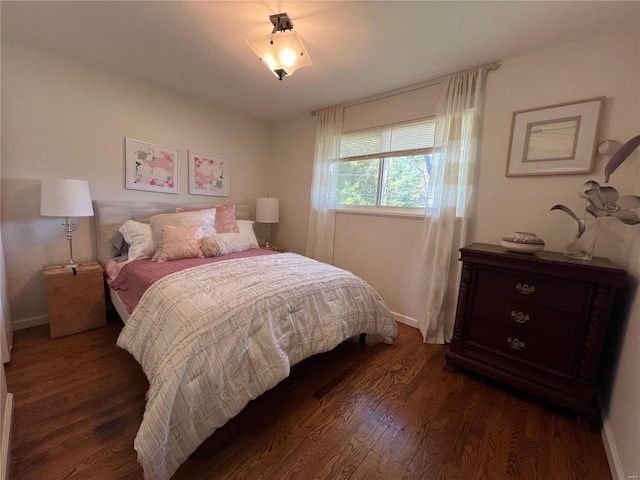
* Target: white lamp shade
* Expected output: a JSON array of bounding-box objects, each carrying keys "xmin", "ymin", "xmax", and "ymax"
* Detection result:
[
  {"xmin": 40, "ymin": 179, "xmax": 94, "ymax": 217},
  {"xmin": 255, "ymin": 197, "xmax": 279, "ymax": 223},
  {"xmin": 246, "ymin": 31, "xmax": 312, "ymax": 78}
]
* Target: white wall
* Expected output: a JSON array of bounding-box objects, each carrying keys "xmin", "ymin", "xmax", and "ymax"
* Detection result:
[
  {"xmin": 270, "ymin": 25, "xmax": 640, "ymax": 480},
  {"xmin": 604, "ymin": 220, "xmax": 640, "ymax": 480},
  {"xmin": 264, "ymin": 112, "xmax": 317, "ymax": 255},
  {"xmin": 1, "ymin": 41, "xmax": 270, "ymax": 327},
  {"xmin": 333, "ymin": 212, "xmax": 424, "ymax": 326}
]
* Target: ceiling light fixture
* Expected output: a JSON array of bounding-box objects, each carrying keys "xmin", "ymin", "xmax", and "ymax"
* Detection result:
[{"xmin": 246, "ymin": 13, "xmax": 312, "ymax": 81}]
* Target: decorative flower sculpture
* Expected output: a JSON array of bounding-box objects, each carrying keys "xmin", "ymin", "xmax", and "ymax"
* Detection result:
[
  {"xmin": 552, "ymin": 180, "xmax": 640, "ymax": 230},
  {"xmin": 551, "ymin": 135, "xmax": 640, "ymax": 259},
  {"xmin": 582, "ymin": 181, "xmax": 640, "ymax": 224}
]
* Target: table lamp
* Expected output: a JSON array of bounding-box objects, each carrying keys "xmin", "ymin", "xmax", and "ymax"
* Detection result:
[
  {"xmin": 255, "ymin": 197, "xmax": 279, "ymax": 248},
  {"xmin": 40, "ymin": 179, "xmax": 94, "ymax": 268}
]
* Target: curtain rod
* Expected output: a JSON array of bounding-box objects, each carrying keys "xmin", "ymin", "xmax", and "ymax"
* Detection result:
[{"xmin": 311, "ymin": 62, "xmax": 501, "ymax": 116}]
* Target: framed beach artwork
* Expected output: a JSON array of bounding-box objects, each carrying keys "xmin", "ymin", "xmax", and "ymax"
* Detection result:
[
  {"xmin": 505, "ymin": 97, "xmax": 605, "ymax": 177},
  {"xmin": 188, "ymin": 151, "xmax": 229, "ymax": 197},
  {"xmin": 125, "ymin": 138, "xmax": 179, "ymax": 194}
]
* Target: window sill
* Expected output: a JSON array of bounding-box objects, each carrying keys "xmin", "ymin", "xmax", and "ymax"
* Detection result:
[{"xmin": 335, "ymin": 206, "xmax": 424, "ymax": 220}]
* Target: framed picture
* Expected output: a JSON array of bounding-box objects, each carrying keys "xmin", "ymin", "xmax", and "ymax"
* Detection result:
[
  {"xmin": 505, "ymin": 97, "xmax": 605, "ymax": 177},
  {"xmin": 125, "ymin": 138, "xmax": 179, "ymax": 194},
  {"xmin": 188, "ymin": 151, "xmax": 229, "ymax": 197}
]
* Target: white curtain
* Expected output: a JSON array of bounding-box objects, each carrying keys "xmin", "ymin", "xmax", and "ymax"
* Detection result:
[
  {"xmin": 418, "ymin": 67, "xmax": 489, "ymax": 344},
  {"xmin": 306, "ymin": 107, "xmax": 343, "ymax": 264},
  {"xmin": 1, "ymin": 230, "xmax": 12, "ymax": 364}
]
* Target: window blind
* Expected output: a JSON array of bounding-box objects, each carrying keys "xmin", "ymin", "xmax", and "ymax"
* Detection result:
[{"xmin": 340, "ymin": 117, "xmax": 436, "ymax": 161}]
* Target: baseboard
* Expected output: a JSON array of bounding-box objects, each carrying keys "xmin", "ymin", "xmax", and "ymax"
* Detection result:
[
  {"xmin": 12, "ymin": 314, "xmax": 47, "ymax": 331},
  {"xmin": 1, "ymin": 393, "xmax": 13, "ymax": 480},
  {"xmin": 391, "ymin": 311, "xmax": 418, "ymax": 329},
  {"xmin": 597, "ymin": 393, "xmax": 623, "ymax": 480}
]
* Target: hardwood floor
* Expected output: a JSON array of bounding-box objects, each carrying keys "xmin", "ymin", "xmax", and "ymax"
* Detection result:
[{"xmin": 5, "ymin": 313, "xmax": 612, "ymax": 479}]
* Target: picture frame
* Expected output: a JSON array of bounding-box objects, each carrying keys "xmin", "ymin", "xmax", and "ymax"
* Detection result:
[
  {"xmin": 505, "ymin": 97, "xmax": 605, "ymax": 177},
  {"xmin": 125, "ymin": 138, "xmax": 179, "ymax": 194},
  {"xmin": 188, "ymin": 151, "xmax": 229, "ymax": 197}
]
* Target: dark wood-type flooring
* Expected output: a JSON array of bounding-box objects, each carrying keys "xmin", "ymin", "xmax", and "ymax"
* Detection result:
[{"xmin": 6, "ymin": 313, "xmax": 612, "ymax": 479}]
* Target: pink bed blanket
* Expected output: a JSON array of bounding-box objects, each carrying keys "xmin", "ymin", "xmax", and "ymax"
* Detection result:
[{"xmin": 109, "ymin": 248, "xmax": 277, "ymax": 314}]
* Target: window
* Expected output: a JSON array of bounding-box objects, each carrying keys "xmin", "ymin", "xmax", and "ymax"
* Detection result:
[{"xmin": 337, "ymin": 118, "xmax": 436, "ymax": 211}]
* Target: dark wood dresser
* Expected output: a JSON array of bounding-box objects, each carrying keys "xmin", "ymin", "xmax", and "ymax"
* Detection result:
[{"xmin": 445, "ymin": 243, "xmax": 626, "ymax": 430}]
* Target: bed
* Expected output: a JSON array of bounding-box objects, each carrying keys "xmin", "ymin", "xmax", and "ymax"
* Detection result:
[{"xmin": 94, "ymin": 200, "xmax": 398, "ymax": 480}]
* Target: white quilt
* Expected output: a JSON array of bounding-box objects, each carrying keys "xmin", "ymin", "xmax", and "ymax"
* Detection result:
[{"xmin": 117, "ymin": 253, "xmax": 397, "ymax": 480}]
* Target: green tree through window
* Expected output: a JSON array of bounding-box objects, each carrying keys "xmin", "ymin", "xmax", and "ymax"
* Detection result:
[
  {"xmin": 337, "ymin": 154, "xmax": 431, "ymax": 208},
  {"xmin": 337, "ymin": 117, "xmax": 435, "ymax": 210}
]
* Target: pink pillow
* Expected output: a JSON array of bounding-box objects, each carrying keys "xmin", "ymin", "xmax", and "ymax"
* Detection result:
[
  {"xmin": 176, "ymin": 204, "xmax": 240, "ymax": 234},
  {"xmin": 154, "ymin": 224, "xmax": 205, "ymax": 262}
]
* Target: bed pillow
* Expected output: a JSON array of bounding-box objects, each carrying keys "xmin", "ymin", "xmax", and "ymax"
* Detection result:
[
  {"xmin": 118, "ymin": 220, "xmax": 154, "ymax": 261},
  {"xmin": 111, "ymin": 232, "xmax": 130, "ymax": 263},
  {"xmin": 176, "ymin": 204, "xmax": 240, "ymax": 234},
  {"xmin": 201, "ymin": 233, "xmax": 252, "ymax": 257},
  {"xmin": 236, "ymin": 220, "xmax": 259, "ymax": 248},
  {"xmin": 150, "ymin": 209, "xmax": 216, "ymax": 260},
  {"xmin": 155, "ymin": 224, "xmax": 205, "ymax": 262}
]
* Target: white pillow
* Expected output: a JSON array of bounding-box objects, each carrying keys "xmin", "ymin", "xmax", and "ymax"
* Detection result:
[
  {"xmin": 201, "ymin": 233, "xmax": 252, "ymax": 257},
  {"xmin": 149, "ymin": 209, "xmax": 217, "ymax": 260},
  {"xmin": 236, "ymin": 220, "xmax": 259, "ymax": 248},
  {"xmin": 118, "ymin": 220, "xmax": 154, "ymax": 261}
]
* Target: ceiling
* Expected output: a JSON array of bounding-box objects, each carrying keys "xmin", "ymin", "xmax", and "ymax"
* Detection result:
[{"xmin": 2, "ymin": 1, "xmax": 639, "ymax": 123}]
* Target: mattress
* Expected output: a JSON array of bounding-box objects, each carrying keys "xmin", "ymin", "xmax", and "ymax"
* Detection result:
[{"xmin": 109, "ymin": 288, "xmax": 130, "ymax": 324}]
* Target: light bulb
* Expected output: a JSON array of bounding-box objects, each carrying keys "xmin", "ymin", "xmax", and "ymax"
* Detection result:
[{"xmin": 280, "ymin": 48, "xmax": 297, "ymax": 68}]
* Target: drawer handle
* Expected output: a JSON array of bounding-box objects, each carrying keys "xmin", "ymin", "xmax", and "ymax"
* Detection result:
[
  {"xmin": 510, "ymin": 311, "xmax": 530, "ymax": 323},
  {"xmin": 516, "ymin": 283, "xmax": 535, "ymax": 295},
  {"xmin": 507, "ymin": 337, "xmax": 525, "ymax": 349}
]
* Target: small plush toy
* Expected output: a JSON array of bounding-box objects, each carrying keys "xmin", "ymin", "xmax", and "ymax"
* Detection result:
[{"xmin": 200, "ymin": 236, "xmax": 220, "ymax": 257}]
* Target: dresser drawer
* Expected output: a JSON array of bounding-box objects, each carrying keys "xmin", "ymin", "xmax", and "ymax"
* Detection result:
[
  {"xmin": 466, "ymin": 320, "xmax": 578, "ymax": 376},
  {"xmin": 474, "ymin": 267, "xmax": 589, "ymax": 314},
  {"xmin": 469, "ymin": 292, "xmax": 584, "ymax": 343}
]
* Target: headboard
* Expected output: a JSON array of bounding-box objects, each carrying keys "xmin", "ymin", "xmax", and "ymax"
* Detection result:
[{"xmin": 93, "ymin": 200, "xmax": 251, "ymax": 266}]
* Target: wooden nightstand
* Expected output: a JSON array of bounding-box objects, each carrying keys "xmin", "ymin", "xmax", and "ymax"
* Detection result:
[
  {"xmin": 445, "ymin": 243, "xmax": 626, "ymax": 430},
  {"xmin": 260, "ymin": 245, "xmax": 286, "ymax": 253},
  {"xmin": 43, "ymin": 261, "xmax": 107, "ymax": 338}
]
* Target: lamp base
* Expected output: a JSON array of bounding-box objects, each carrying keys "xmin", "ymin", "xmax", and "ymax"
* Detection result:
[
  {"xmin": 63, "ymin": 217, "xmax": 79, "ymax": 269},
  {"xmin": 265, "ymin": 223, "xmax": 273, "ymax": 248}
]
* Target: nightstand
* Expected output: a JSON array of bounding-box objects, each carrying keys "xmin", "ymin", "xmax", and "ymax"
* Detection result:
[
  {"xmin": 43, "ymin": 261, "xmax": 107, "ymax": 338},
  {"xmin": 260, "ymin": 245, "xmax": 286, "ymax": 253},
  {"xmin": 445, "ymin": 243, "xmax": 626, "ymax": 430}
]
